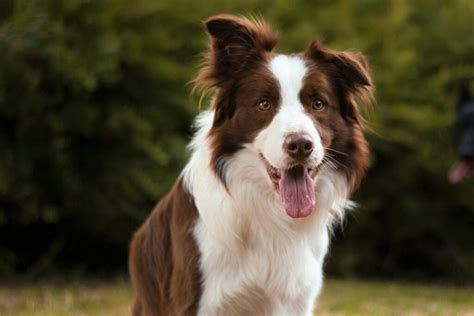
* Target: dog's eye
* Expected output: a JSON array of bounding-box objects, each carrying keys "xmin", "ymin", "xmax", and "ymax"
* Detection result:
[
  {"xmin": 311, "ymin": 98, "xmax": 325, "ymax": 111},
  {"xmin": 257, "ymin": 99, "xmax": 272, "ymax": 111}
]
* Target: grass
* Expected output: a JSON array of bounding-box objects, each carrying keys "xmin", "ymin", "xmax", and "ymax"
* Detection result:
[
  {"xmin": 0, "ymin": 278, "xmax": 473, "ymax": 316},
  {"xmin": 317, "ymin": 279, "xmax": 474, "ymax": 316}
]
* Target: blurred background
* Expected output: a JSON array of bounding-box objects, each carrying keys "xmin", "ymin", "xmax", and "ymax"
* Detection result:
[{"xmin": 0, "ymin": 0, "xmax": 473, "ymax": 314}]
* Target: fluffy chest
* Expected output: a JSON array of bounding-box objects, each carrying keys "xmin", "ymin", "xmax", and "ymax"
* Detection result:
[{"xmin": 193, "ymin": 210, "xmax": 329, "ymax": 315}]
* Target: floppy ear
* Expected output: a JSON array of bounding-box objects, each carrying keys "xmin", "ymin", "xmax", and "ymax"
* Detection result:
[
  {"xmin": 196, "ymin": 15, "xmax": 278, "ymax": 127},
  {"xmin": 198, "ymin": 14, "xmax": 278, "ymax": 88},
  {"xmin": 305, "ymin": 41, "xmax": 373, "ymax": 124}
]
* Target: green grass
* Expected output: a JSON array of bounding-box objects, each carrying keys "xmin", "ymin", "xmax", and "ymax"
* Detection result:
[
  {"xmin": 317, "ymin": 279, "xmax": 474, "ymax": 316},
  {"xmin": 0, "ymin": 278, "xmax": 473, "ymax": 316},
  {"xmin": 0, "ymin": 279, "xmax": 131, "ymax": 316}
]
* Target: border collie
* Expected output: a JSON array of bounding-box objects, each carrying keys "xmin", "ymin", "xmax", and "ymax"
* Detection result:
[{"xmin": 129, "ymin": 14, "xmax": 373, "ymax": 316}]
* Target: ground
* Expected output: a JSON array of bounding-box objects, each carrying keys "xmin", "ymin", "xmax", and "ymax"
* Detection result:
[{"xmin": 0, "ymin": 278, "xmax": 473, "ymax": 316}]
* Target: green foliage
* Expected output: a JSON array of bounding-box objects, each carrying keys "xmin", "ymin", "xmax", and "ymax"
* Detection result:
[
  {"xmin": 0, "ymin": 0, "xmax": 473, "ymax": 280},
  {"xmin": 0, "ymin": 0, "xmax": 201, "ymax": 273}
]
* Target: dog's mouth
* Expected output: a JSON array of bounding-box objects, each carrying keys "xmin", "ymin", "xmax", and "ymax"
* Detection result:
[{"xmin": 259, "ymin": 154, "xmax": 319, "ymax": 218}]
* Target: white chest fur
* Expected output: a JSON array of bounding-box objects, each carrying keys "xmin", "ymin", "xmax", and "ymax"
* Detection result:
[{"xmin": 193, "ymin": 216, "xmax": 328, "ymax": 316}]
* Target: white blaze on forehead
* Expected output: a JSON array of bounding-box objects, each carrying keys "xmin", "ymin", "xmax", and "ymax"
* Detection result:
[
  {"xmin": 254, "ymin": 54, "xmax": 324, "ymax": 168},
  {"xmin": 269, "ymin": 55, "xmax": 307, "ymax": 104}
]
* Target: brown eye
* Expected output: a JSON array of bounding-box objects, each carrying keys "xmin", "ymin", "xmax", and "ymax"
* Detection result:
[
  {"xmin": 311, "ymin": 98, "xmax": 325, "ymax": 111},
  {"xmin": 257, "ymin": 99, "xmax": 272, "ymax": 111}
]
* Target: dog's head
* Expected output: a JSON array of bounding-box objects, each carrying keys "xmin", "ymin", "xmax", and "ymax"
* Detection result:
[{"xmin": 195, "ymin": 15, "xmax": 373, "ymax": 218}]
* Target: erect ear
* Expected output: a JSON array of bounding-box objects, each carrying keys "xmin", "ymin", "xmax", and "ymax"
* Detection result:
[
  {"xmin": 305, "ymin": 41, "xmax": 373, "ymax": 123},
  {"xmin": 199, "ymin": 14, "xmax": 278, "ymax": 87}
]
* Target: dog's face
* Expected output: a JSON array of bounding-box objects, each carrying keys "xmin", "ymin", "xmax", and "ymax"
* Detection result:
[{"xmin": 196, "ymin": 15, "xmax": 372, "ymax": 218}]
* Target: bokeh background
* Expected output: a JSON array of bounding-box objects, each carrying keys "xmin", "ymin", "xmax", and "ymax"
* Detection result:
[{"xmin": 1, "ymin": 0, "xmax": 473, "ymax": 314}]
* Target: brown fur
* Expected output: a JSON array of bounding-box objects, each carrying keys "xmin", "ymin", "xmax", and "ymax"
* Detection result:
[
  {"xmin": 208, "ymin": 64, "xmax": 282, "ymax": 187},
  {"xmin": 129, "ymin": 179, "xmax": 201, "ymax": 315},
  {"xmin": 194, "ymin": 14, "xmax": 278, "ymax": 99},
  {"xmin": 302, "ymin": 42, "xmax": 373, "ymax": 191},
  {"xmin": 194, "ymin": 15, "xmax": 281, "ymax": 186}
]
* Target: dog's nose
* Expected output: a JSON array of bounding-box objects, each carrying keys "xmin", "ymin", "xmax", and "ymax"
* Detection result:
[{"xmin": 284, "ymin": 133, "xmax": 313, "ymax": 160}]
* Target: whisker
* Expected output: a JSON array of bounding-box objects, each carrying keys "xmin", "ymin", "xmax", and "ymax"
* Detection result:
[
  {"xmin": 322, "ymin": 153, "xmax": 348, "ymax": 170},
  {"xmin": 321, "ymin": 157, "xmax": 338, "ymax": 170},
  {"xmin": 326, "ymin": 147, "xmax": 348, "ymax": 156}
]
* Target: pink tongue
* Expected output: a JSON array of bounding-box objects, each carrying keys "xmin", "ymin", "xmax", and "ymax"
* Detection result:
[{"xmin": 279, "ymin": 166, "xmax": 315, "ymax": 218}]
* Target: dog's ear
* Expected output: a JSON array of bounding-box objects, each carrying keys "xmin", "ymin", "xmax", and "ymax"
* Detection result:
[
  {"xmin": 199, "ymin": 14, "xmax": 278, "ymax": 87},
  {"xmin": 305, "ymin": 41, "xmax": 373, "ymax": 124},
  {"xmin": 196, "ymin": 15, "xmax": 278, "ymax": 127}
]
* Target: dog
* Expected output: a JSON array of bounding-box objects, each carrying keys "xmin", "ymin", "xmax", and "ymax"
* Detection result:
[{"xmin": 129, "ymin": 14, "xmax": 373, "ymax": 316}]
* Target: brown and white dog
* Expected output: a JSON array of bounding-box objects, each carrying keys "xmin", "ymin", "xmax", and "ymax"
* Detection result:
[{"xmin": 129, "ymin": 14, "xmax": 373, "ymax": 316}]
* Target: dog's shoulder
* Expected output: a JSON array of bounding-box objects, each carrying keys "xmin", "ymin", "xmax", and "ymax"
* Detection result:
[{"xmin": 129, "ymin": 178, "xmax": 201, "ymax": 315}]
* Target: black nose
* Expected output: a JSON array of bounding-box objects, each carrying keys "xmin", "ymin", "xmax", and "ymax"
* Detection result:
[{"xmin": 284, "ymin": 133, "xmax": 313, "ymax": 160}]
